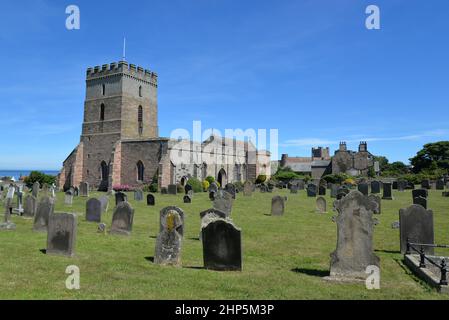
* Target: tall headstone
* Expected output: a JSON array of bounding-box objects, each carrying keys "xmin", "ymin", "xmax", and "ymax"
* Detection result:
[
  {"xmin": 32, "ymin": 181, "xmax": 40, "ymax": 198},
  {"xmin": 154, "ymin": 207, "xmax": 183, "ymax": 267},
  {"xmin": 213, "ymin": 190, "xmax": 233, "ymax": 217},
  {"xmin": 110, "ymin": 202, "xmax": 134, "ymax": 235},
  {"xmin": 329, "ymin": 191, "xmax": 380, "ymax": 280},
  {"xmin": 316, "ymin": 197, "xmax": 327, "ymax": 213},
  {"xmin": 33, "ymin": 196, "xmax": 54, "ymax": 232},
  {"xmin": 79, "ymin": 182, "xmax": 89, "ymax": 197},
  {"xmin": 271, "ymin": 196, "xmax": 285, "ymax": 216},
  {"xmin": 160, "ymin": 206, "xmax": 185, "ymax": 237},
  {"xmin": 23, "ymin": 195, "xmax": 38, "ymax": 218},
  {"xmin": 86, "ymin": 198, "xmax": 102, "ymax": 222},
  {"xmin": 382, "ymin": 183, "xmax": 393, "ymax": 200},
  {"xmin": 290, "ymin": 184, "xmax": 298, "ymax": 194},
  {"xmin": 399, "ymin": 205, "xmax": 434, "ymax": 254},
  {"xmin": 398, "ymin": 180, "xmax": 407, "ymax": 192},
  {"xmin": 202, "ymin": 219, "xmax": 242, "ymax": 271},
  {"xmin": 46, "ymin": 213, "xmax": 77, "ymax": 257}
]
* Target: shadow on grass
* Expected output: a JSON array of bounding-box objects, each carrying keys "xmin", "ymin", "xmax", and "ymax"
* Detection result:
[
  {"xmin": 144, "ymin": 256, "xmax": 154, "ymax": 263},
  {"xmin": 149, "ymin": 235, "xmax": 157, "ymax": 239},
  {"xmin": 263, "ymin": 214, "xmax": 271, "ymax": 216},
  {"xmin": 183, "ymin": 266, "xmax": 204, "ymax": 270},
  {"xmin": 291, "ymin": 268, "xmax": 329, "ymax": 277},
  {"xmin": 189, "ymin": 237, "xmax": 200, "ymax": 241},
  {"xmin": 39, "ymin": 249, "xmax": 46, "ymax": 254},
  {"xmin": 375, "ymin": 249, "xmax": 401, "ymax": 254}
]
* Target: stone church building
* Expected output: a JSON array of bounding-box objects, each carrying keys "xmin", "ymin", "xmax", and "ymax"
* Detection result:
[{"xmin": 58, "ymin": 61, "xmax": 271, "ymax": 191}]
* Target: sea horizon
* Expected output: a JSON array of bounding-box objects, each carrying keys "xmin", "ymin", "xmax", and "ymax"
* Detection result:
[{"xmin": 0, "ymin": 169, "xmax": 59, "ymax": 180}]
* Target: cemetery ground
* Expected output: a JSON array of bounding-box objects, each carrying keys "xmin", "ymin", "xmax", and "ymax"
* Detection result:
[{"xmin": 1, "ymin": 189, "xmax": 449, "ymax": 300}]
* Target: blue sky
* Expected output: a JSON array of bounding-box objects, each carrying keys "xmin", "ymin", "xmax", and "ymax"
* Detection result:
[{"xmin": 0, "ymin": 0, "xmax": 448, "ymax": 170}]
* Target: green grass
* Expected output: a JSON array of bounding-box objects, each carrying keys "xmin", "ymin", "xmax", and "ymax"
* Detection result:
[{"xmin": 1, "ymin": 188, "xmax": 449, "ymax": 300}]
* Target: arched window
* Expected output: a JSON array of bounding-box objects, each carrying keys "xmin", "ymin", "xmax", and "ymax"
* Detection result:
[
  {"xmin": 137, "ymin": 161, "xmax": 144, "ymax": 181},
  {"xmin": 100, "ymin": 161, "xmax": 108, "ymax": 181},
  {"xmin": 100, "ymin": 104, "xmax": 105, "ymax": 121},
  {"xmin": 139, "ymin": 86, "xmax": 142, "ymax": 97},
  {"xmin": 138, "ymin": 105, "xmax": 143, "ymax": 135},
  {"xmin": 102, "ymin": 84, "xmax": 105, "ymax": 96}
]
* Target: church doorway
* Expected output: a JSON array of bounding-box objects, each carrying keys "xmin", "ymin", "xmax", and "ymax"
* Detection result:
[{"xmin": 217, "ymin": 168, "xmax": 227, "ymax": 186}]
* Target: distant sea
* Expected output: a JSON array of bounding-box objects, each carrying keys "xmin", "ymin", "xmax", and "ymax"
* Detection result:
[{"xmin": 0, "ymin": 170, "xmax": 59, "ymax": 180}]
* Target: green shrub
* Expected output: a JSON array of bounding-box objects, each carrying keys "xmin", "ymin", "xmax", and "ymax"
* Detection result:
[
  {"xmin": 23, "ymin": 171, "xmax": 57, "ymax": 188},
  {"xmin": 233, "ymin": 181, "xmax": 244, "ymax": 192},
  {"xmin": 205, "ymin": 176, "xmax": 215, "ymax": 184},
  {"xmin": 202, "ymin": 180, "xmax": 210, "ymax": 192},
  {"xmin": 256, "ymin": 174, "xmax": 267, "ymax": 184},
  {"xmin": 186, "ymin": 177, "xmax": 203, "ymax": 193},
  {"xmin": 147, "ymin": 183, "xmax": 158, "ymax": 193},
  {"xmin": 176, "ymin": 184, "xmax": 184, "ymax": 193},
  {"xmin": 322, "ymin": 173, "xmax": 351, "ymax": 184}
]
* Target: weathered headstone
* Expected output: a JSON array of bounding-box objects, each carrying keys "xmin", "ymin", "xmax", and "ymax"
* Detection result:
[
  {"xmin": 329, "ymin": 191, "xmax": 380, "ymax": 280},
  {"xmin": 160, "ymin": 187, "xmax": 168, "ymax": 195},
  {"xmin": 243, "ymin": 181, "xmax": 253, "ymax": 196},
  {"xmin": 99, "ymin": 196, "xmax": 109, "ymax": 213},
  {"xmin": 271, "ymin": 196, "xmax": 285, "ymax": 216},
  {"xmin": 33, "ymin": 196, "xmax": 54, "ymax": 232},
  {"xmin": 32, "ymin": 181, "xmax": 40, "ymax": 198},
  {"xmin": 23, "ymin": 195, "xmax": 37, "ymax": 217},
  {"xmin": 316, "ymin": 197, "xmax": 327, "ymax": 213},
  {"xmin": 202, "ymin": 219, "xmax": 242, "ymax": 271},
  {"xmin": 306, "ymin": 184, "xmax": 317, "ymax": 197},
  {"xmin": 167, "ymin": 184, "xmax": 177, "ymax": 195},
  {"xmin": 368, "ymin": 194, "xmax": 381, "ymax": 214},
  {"xmin": 318, "ymin": 186, "xmax": 326, "ymax": 196},
  {"xmin": 184, "ymin": 184, "xmax": 193, "ymax": 195},
  {"xmin": 73, "ymin": 186, "xmax": 79, "ymax": 197},
  {"xmin": 79, "ymin": 182, "xmax": 89, "ymax": 197},
  {"xmin": 160, "ymin": 206, "xmax": 185, "ymax": 237},
  {"xmin": 134, "ymin": 189, "xmax": 143, "ymax": 201},
  {"xmin": 224, "ymin": 183, "xmax": 236, "ymax": 199},
  {"xmin": 46, "ymin": 213, "xmax": 77, "ymax": 257},
  {"xmin": 213, "ymin": 190, "xmax": 233, "ymax": 216},
  {"xmin": 357, "ymin": 183, "xmax": 369, "ymax": 196},
  {"xmin": 398, "ymin": 180, "xmax": 407, "ymax": 192},
  {"xmin": 436, "ymin": 179, "xmax": 445, "ymax": 190},
  {"xmin": 64, "ymin": 191, "xmax": 73, "ymax": 205},
  {"xmin": 330, "ymin": 184, "xmax": 339, "ymax": 198},
  {"xmin": 290, "ymin": 184, "xmax": 298, "ymax": 194},
  {"xmin": 399, "ymin": 204, "xmax": 434, "ymax": 254},
  {"xmin": 382, "ymin": 182, "xmax": 393, "ymax": 200},
  {"xmin": 370, "ymin": 181, "xmax": 381, "ymax": 194},
  {"xmin": 110, "ymin": 202, "xmax": 134, "ymax": 236},
  {"xmin": 147, "ymin": 193, "xmax": 155, "ymax": 206},
  {"xmin": 392, "ymin": 181, "xmax": 398, "ymax": 190},
  {"xmin": 421, "ymin": 180, "xmax": 431, "ymax": 190},
  {"xmin": 86, "ymin": 198, "xmax": 102, "ymax": 222},
  {"xmin": 115, "ymin": 192, "xmax": 127, "ymax": 205},
  {"xmin": 154, "ymin": 208, "xmax": 183, "ymax": 267}
]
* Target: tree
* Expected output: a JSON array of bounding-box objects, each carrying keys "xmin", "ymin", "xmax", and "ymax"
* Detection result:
[
  {"xmin": 23, "ymin": 171, "xmax": 57, "ymax": 188},
  {"xmin": 410, "ymin": 141, "xmax": 449, "ymax": 173},
  {"xmin": 374, "ymin": 156, "xmax": 389, "ymax": 171}
]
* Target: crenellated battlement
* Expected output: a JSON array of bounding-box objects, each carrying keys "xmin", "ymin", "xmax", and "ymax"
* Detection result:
[{"xmin": 86, "ymin": 61, "xmax": 158, "ymax": 85}]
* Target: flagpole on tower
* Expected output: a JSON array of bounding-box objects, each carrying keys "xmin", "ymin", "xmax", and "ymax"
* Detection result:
[{"xmin": 122, "ymin": 37, "xmax": 126, "ymax": 61}]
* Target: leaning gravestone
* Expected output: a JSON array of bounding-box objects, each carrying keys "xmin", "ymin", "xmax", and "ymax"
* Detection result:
[
  {"xmin": 32, "ymin": 181, "xmax": 40, "ymax": 198},
  {"xmin": 154, "ymin": 207, "xmax": 183, "ymax": 267},
  {"xmin": 86, "ymin": 198, "xmax": 102, "ymax": 222},
  {"xmin": 243, "ymin": 181, "xmax": 253, "ymax": 196},
  {"xmin": 167, "ymin": 184, "xmax": 177, "ymax": 195},
  {"xmin": 33, "ymin": 196, "xmax": 54, "ymax": 232},
  {"xmin": 134, "ymin": 189, "xmax": 143, "ymax": 201},
  {"xmin": 79, "ymin": 182, "xmax": 89, "ymax": 197},
  {"xmin": 382, "ymin": 183, "xmax": 393, "ymax": 200},
  {"xmin": 147, "ymin": 193, "xmax": 155, "ymax": 206},
  {"xmin": 213, "ymin": 190, "xmax": 233, "ymax": 217},
  {"xmin": 271, "ymin": 196, "xmax": 285, "ymax": 216},
  {"xmin": 329, "ymin": 191, "xmax": 380, "ymax": 281},
  {"xmin": 399, "ymin": 204, "xmax": 434, "ymax": 254},
  {"xmin": 99, "ymin": 196, "xmax": 109, "ymax": 213},
  {"xmin": 316, "ymin": 197, "xmax": 327, "ymax": 214},
  {"xmin": 306, "ymin": 184, "xmax": 317, "ymax": 197},
  {"xmin": 202, "ymin": 219, "xmax": 242, "ymax": 271},
  {"xmin": 115, "ymin": 192, "xmax": 127, "ymax": 205},
  {"xmin": 224, "ymin": 183, "xmax": 236, "ymax": 199},
  {"xmin": 160, "ymin": 206, "xmax": 185, "ymax": 237},
  {"xmin": 23, "ymin": 195, "xmax": 37, "ymax": 218},
  {"xmin": 357, "ymin": 183, "xmax": 369, "ymax": 196},
  {"xmin": 413, "ymin": 196, "xmax": 427, "ymax": 209},
  {"xmin": 110, "ymin": 202, "xmax": 134, "ymax": 236},
  {"xmin": 64, "ymin": 191, "xmax": 73, "ymax": 205},
  {"xmin": 413, "ymin": 189, "xmax": 428, "ymax": 199},
  {"xmin": 371, "ymin": 181, "xmax": 381, "ymax": 194},
  {"xmin": 368, "ymin": 194, "xmax": 381, "ymax": 214},
  {"xmin": 46, "ymin": 213, "xmax": 77, "ymax": 257}
]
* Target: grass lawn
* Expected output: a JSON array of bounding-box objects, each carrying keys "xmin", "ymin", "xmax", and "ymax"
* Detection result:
[{"xmin": 1, "ymin": 188, "xmax": 449, "ymax": 300}]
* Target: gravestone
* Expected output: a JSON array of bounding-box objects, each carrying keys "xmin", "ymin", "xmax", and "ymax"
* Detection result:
[
  {"xmin": 331, "ymin": 185, "xmax": 339, "ymax": 198},
  {"xmin": 392, "ymin": 181, "xmax": 398, "ymax": 190},
  {"xmin": 436, "ymin": 179, "xmax": 445, "ymax": 190},
  {"xmin": 99, "ymin": 196, "xmax": 109, "ymax": 213},
  {"xmin": 79, "ymin": 182, "xmax": 89, "ymax": 197},
  {"xmin": 290, "ymin": 184, "xmax": 298, "ymax": 194},
  {"xmin": 73, "ymin": 187, "xmax": 79, "ymax": 197},
  {"xmin": 32, "ymin": 181, "xmax": 40, "ymax": 198},
  {"xmin": 41, "ymin": 183, "xmax": 49, "ymax": 196},
  {"xmin": 64, "ymin": 191, "xmax": 73, "ymax": 205},
  {"xmin": 306, "ymin": 184, "xmax": 317, "ymax": 197},
  {"xmin": 260, "ymin": 184, "xmax": 268, "ymax": 193},
  {"xmin": 213, "ymin": 190, "xmax": 233, "ymax": 216},
  {"xmin": 398, "ymin": 180, "xmax": 407, "ymax": 192},
  {"xmin": 160, "ymin": 206, "xmax": 185, "ymax": 237},
  {"xmin": 167, "ymin": 184, "xmax": 177, "ymax": 195},
  {"xmin": 183, "ymin": 194, "xmax": 192, "ymax": 203},
  {"xmin": 160, "ymin": 187, "xmax": 168, "ymax": 195},
  {"xmin": 413, "ymin": 196, "xmax": 427, "ymax": 209},
  {"xmin": 224, "ymin": 183, "xmax": 236, "ymax": 199},
  {"xmin": 110, "ymin": 202, "xmax": 134, "ymax": 236},
  {"xmin": 399, "ymin": 204, "xmax": 434, "ymax": 254},
  {"xmin": 1, "ymin": 197, "xmax": 16, "ymax": 230},
  {"xmin": 86, "ymin": 198, "xmax": 102, "ymax": 222},
  {"xmin": 412, "ymin": 189, "xmax": 428, "ymax": 199},
  {"xmin": 443, "ymin": 192, "xmax": 449, "ymax": 197},
  {"xmin": 46, "ymin": 213, "xmax": 77, "ymax": 257},
  {"xmin": 382, "ymin": 183, "xmax": 393, "ymax": 200},
  {"xmin": 357, "ymin": 183, "xmax": 369, "ymax": 196},
  {"xmin": 316, "ymin": 197, "xmax": 327, "ymax": 213},
  {"xmin": 243, "ymin": 181, "xmax": 253, "ymax": 196},
  {"xmin": 208, "ymin": 182, "xmax": 219, "ymax": 193},
  {"xmin": 368, "ymin": 194, "xmax": 381, "ymax": 214},
  {"xmin": 115, "ymin": 192, "xmax": 127, "ymax": 205},
  {"xmin": 147, "ymin": 193, "xmax": 155, "ymax": 206},
  {"xmin": 202, "ymin": 219, "xmax": 242, "ymax": 271},
  {"xmin": 421, "ymin": 180, "xmax": 431, "ymax": 190},
  {"xmin": 297, "ymin": 180, "xmax": 305, "ymax": 190},
  {"xmin": 184, "ymin": 184, "xmax": 193, "ymax": 195},
  {"xmin": 329, "ymin": 191, "xmax": 380, "ymax": 280},
  {"xmin": 318, "ymin": 186, "xmax": 326, "ymax": 196},
  {"xmin": 371, "ymin": 181, "xmax": 381, "ymax": 194},
  {"xmin": 154, "ymin": 208, "xmax": 183, "ymax": 267},
  {"xmin": 33, "ymin": 196, "xmax": 54, "ymax": 232},
  {"xmin": 23, "ymin": 195, "xmax": 37, "ymax": 217},
  {"xmin": 271, "ymin": 196, "xmax": 285, "ymax": 216},
  {"xmin": 134, "ymin": 189, "xmax": 143, "ymax": 201},
  {"xmin": 200, "ymin": 208, "xmax": 227, "ymax": 230}
]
